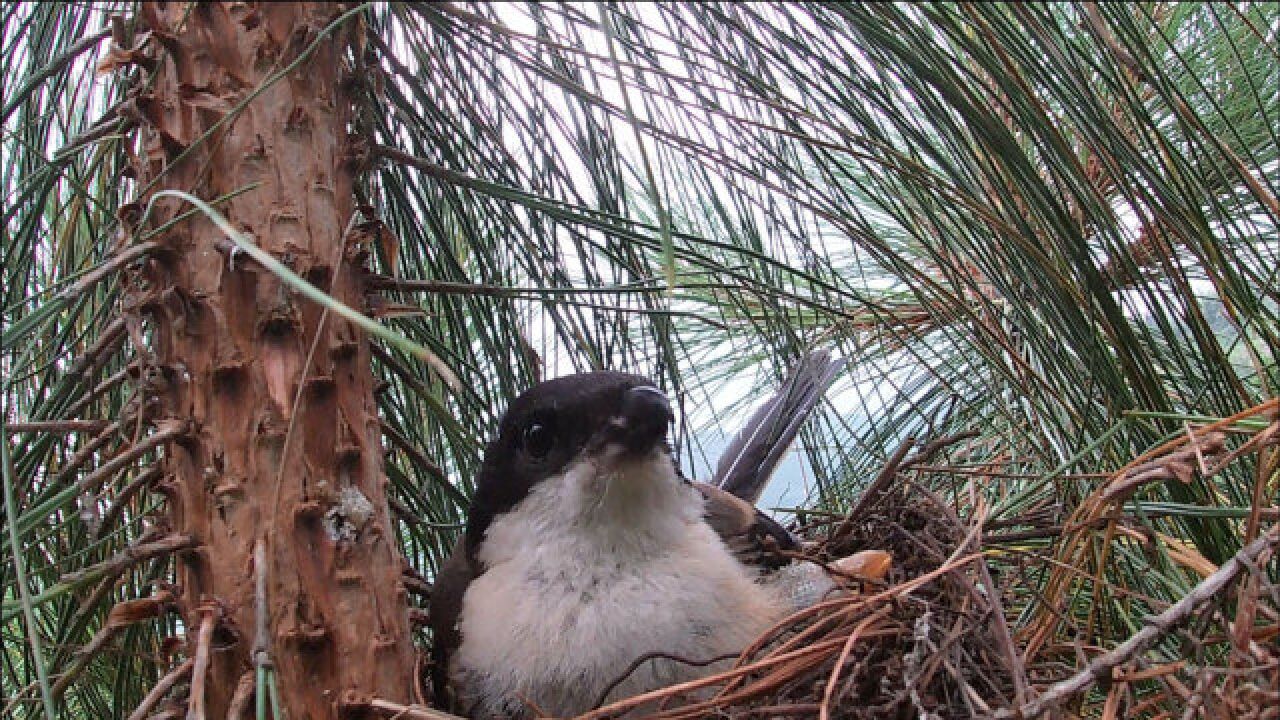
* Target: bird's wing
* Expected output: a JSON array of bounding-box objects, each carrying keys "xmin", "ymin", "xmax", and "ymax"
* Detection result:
[
  {"xmin": 696, "ymin": 481, "xmax": 799, "ymax": 572},
  {"xmin": 713, "ymin": 350, "xmax": 844, "ymax": 505},
  {"xmin": 428, "ymin": 538, "xmax": 475, "ymax": 707}
]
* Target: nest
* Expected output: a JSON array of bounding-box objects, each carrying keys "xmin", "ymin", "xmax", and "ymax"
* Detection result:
[
  {"xmin": 583, "ymin": 451, "xmax": 1028, "ymax": 720},
  {"xmin": 574, "ymin": 413, "xmax": 1280, "ymax": 720},
  {"xmin": 404, "ymin": 414, "xmax": 1278, "ymax": 720}
]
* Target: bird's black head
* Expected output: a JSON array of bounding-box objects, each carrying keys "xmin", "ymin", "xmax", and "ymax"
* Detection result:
[{"xmin": 464, "ymin": 371, "xmax": 674, "ymax": 559}]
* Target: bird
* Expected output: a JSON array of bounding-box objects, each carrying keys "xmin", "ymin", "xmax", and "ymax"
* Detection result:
[{"xmin": 428, "ymin": 352, "xmax": 845, "ymax": 718}]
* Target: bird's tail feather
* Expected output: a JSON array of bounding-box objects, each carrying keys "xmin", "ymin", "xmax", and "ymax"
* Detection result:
[{"xmin": 713, "ymin": 350, "xmax": 844, "ymax": 504}]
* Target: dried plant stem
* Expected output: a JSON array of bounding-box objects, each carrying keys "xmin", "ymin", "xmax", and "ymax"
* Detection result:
[
  {"xmin": 46, "ymin": 420, "xmax": 122, "ymax": 489},
  {"xmin": 64, "ymin": 367, "xmax": 129, "ymax": 420},
  {"xmin": 186, "ymin": 607, "xmax": 218, "ymax": 720},
  {"xmin": 831, "ymin": 437, "xmax": 915, "ymax": 542},
  {"xmin": 60, "ymin": 240, "xmax": 160, "ymax": 301},
  {"xmin": 58, "ymin": 591, "xmax": 176, "ymax": 698},
  {"xmin": 922, "ymin": 485, "xmax": 1031, "ymax": 704},
  {"xmin": 581, "ymin": 636, "xmax": 850, "ymax": 720},
  {"xmin": 72, "ymin": 533, "xmax": 196, "ymax": 583},
  {"xmin": 225, "ymin": 671, "xmax": 255, "ymax": 720},
  {"xmin": 1102, "ymin": 432, "xmax": 1227, "ymax": 501},
  {"xmin": 592, "ymin": 651, "xmax": 740, "ymax": 710},
  {"xmin": 1115, "ymin": 399, "xmax": 1278, "ymax": 477},
  {"xmin": 253, "ymin": 538, "xmax": 269, "ymax": 720},
  {"xmin": 903, "ymin": 430, "xmax": 980, "ymax": 468},
  {"xmin": 73, "ymin": 420, "xmax": 187, "ymax": 496},
  {"xmin": 5, "ymin": 420, "xmax": 112, "ymax": 433},
  {"xmin": 352, "ymin": 696, "xmax": 467, "ymax": 719},
  {"xmin": 5, "ymin": 590, "xmax": 179, "ymax": 715},
  {"xmin": 999, "ymin": 524, "xmax": 1280, "ymax": 719},
  {"xmin": 820, "ymin": 608, "xmax": 891, "ymax": 720},
  {"xmin": 96, "ymin": 466, "xmax": 162, "ymax": 539},
  {"xmin": 2, "ymin": 533, "xmax": 196, "ymax": 624},
  {"xmin": 127, "ymin": 659, "xmax": 193, "ymax": 720}
]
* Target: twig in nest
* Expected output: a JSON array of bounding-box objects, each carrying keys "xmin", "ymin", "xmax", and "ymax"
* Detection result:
[
  {"xmin": 580, "ymin": 636, "xmax": 848, "ymax": 720},
  {"xmin": 585, "ymin": 552, "xmax": 984, "ymax": 720},
  {"xmin": 1177, "ymin": 669, "xmax": 1215, "ymax": 720},
  {"xmin": 904, "ymin": 610, "xmax": 938, "ymax": 719},
  {"xmin": 126, "ymin": 658, "xmax": 192, "ymax": 720},
  {"xmin": 831, "ymin": 437, "xmax": 915, "ymax": 541},
  {"xmin": 591, "ymin": 651, "xmax": 740, "ymax": 711},
  {"xmin": 998, "ymin": 524, "xmax": 1280, "ymax": 719},
  {"xmin": 736, "ymin": 704, "xmax": 822, "ymax": 716},
  {"xmin": 918, "ymin": 485, "xmax": 1030, "ymax": 705},
  {"xmin": 820, "ymin": 607, "xmax": 892, "ymax": 720},
  {"xmin": 903, "ymin": 430, "xmax": 980, "ymax": 468}
]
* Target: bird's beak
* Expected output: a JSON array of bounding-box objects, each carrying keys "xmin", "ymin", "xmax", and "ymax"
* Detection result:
[{"xmin": 603, "ymin": 385, "xmax": 673, "ymax": 455}]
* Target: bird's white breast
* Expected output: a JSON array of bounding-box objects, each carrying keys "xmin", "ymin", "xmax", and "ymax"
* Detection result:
[{"xmin": 451, "ymin": 451, "xmax": 785, "ymax": 718}]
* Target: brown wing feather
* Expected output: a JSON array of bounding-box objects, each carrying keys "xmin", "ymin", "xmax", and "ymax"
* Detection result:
[{"xmin": 695, "ymin": 482, "xmax": 798, "ymax": 572}]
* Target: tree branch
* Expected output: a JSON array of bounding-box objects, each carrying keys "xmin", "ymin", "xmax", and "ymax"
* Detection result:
[
  {"xmin": 2, "ymin": 534, "xmax": 198, "ymax": 623},
  {"xmin": 77, "ymin": 421, "xmax": 187, "ymax": 497},
  {"xmin": 127, "ymin": 659, "xmax": 193, "ymax": 720},
  {"xmin": 186, "ymin": 606, "xmax": 219, "ymax": 720}
]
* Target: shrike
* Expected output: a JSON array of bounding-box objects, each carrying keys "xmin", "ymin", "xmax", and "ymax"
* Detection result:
[{"xmin": 429, "ymin": 353, "xmax": 844, "ymax": 718}]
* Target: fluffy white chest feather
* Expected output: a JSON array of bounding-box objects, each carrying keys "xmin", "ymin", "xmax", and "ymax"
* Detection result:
[{"xmin": 451, "ymin": 451, "xmax": 785, "ymax": 718}]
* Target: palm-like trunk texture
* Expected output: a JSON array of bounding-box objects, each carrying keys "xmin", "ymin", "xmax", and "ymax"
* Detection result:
[{"xmin": 128, "ymin": 3, "xmax": 413, "ymax": 715}]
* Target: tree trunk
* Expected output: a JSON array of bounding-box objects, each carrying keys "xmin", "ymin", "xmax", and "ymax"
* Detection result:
[{"xmin": 127, "ymin": 3, "xmax": 415, "ymax": 717}]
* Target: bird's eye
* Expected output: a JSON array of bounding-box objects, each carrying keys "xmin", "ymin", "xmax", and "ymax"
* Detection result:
[{"xmin": 522, "ymin": 422, "xmax": 554, "ymax": 459}]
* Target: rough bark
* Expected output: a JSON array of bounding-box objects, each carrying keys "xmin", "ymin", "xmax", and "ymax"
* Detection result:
[{"xmin": 126, "ymin": 3, "xmax": 414, "ymax": 717}]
